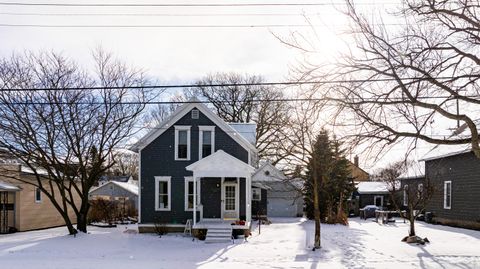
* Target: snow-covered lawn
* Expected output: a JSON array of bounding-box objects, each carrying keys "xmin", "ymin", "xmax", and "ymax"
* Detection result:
[{"xmin": 0, "ymin": 218, "xmax": 479, "ymax": 269}]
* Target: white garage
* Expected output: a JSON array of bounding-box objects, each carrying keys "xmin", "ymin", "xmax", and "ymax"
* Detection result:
[{"xmin": 253, "ymin": 162, "xmax": 304, "ymax": 218}]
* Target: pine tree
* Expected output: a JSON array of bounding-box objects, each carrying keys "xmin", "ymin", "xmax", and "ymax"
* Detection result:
[{"xmin": 304, "ymin": 130, "xmax": 352, "ymax": 225}]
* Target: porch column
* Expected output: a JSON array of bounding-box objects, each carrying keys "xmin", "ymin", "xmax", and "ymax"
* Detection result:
[
  {"xmin": 246, "ymin": 174, "xmax": 251, "ymax": 223},
  {"xmin": 193, "ymin": 173, "xmax": 197, "ymax": 226}
]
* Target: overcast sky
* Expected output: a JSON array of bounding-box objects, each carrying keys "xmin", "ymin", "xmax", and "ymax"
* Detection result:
[
  {"xmin": 0, "ymin": 0, "xmax": 410, "ymax": 171},
  {"xmin": 0, "ymin": 0, "xmax": 398, "ymax": 83}
]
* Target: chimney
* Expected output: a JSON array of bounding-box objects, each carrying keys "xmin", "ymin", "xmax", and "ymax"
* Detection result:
[{"xmin": 354, "ymin": 155, "xmax": 359, "ymax": 167}]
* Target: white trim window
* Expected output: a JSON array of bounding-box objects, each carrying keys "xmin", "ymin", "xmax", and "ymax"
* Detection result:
[
  {"xmin": 155, "ymin": 176, "xmax": 171, "ymax": 211},
  {"xmin": 417, "ymin": 183, "xmax": 424, "ymax": 199},
  {"xmin": 175, "ymin": 126, "xmax": 191, "ymax": 160},
  {"xmin": 199, "ymin": 126, "xmax": 215, "ymax": 159},
  {"xmin": 184, "ymin": 177, "xmax": 200, "ymax": 211},
  {"xmin": 403, "ymin": 185, "xmax": 408, "ymax": 206},
  {"xmin": 252, "ymin": 187, "xmax": 261, "ymax": 201},
  {"xmin": 34, "ymin": 187, "xmax": 42, "ymax": 203},
  {"xmin": 444, "ymin": 181, "xmax": 452, "ymax": 209},
  {"xmin": 373, "ymin": 195, "xmax": 383, "ymax": 207}
]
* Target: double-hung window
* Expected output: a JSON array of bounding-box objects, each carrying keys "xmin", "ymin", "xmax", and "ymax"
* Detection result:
[
  {"xmin": 403, "ymin": 185, "xmax": 408, "ymax": 206},
  {"xmin": 155, "ymin": 176, "xmax": 171, "ymax": 211},
  {"xmin": 185, "ymin": 177, "xmax": 200, "ymax": 211},
  {"xmin": 175, "ymin": 126, "xmax": 191, "ymax": 160},
  {"xmin": 199, "ymin": 126, "xmax": 215, "ymax": 159},
  {"xmin": 252, "ymin": 188, "xmax": 261, "ymax": 201},
  {"xmin": 444, "ymin": 181, "xmax": 452, "ymax": 209},
  {"xmin": 35, "ymin": 187, "xmax": 42, "ymax": 203}
]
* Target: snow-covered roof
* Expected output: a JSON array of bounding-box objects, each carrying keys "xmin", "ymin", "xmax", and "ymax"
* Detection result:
[
  {"xmin": 90, "ymin": 180, "xmax": 139, "ymax": 196},
  {"xmin": 228, "ymin": 123, "xmax": 256, "ymax": 145},
  {"xmin": 420, "ymin": 120, "xmax": 479, "ymax": 161},
  {"xmin": 0, "ymin": 180, "xmax": 20, "ymax": 191},
  {"xmin": 186, "ymin": 150, "xmax": 255, "ymax": 178},
  {"xmin": 357, "ymin": 181, "xmax": 390, "ymax": 194},
  {"xmin": 20, "ymin": 165, "xmax": 50, "ymax": 176},
  {"xmin": 252, "ymin": 182, "xmax": 272, "ymax": 190},
  {"xmin": 420, "ymin": 144, "xmax": 471, "ymax": 161}
]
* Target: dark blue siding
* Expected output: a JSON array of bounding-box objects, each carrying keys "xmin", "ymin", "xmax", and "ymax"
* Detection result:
[
  {"xmin": 425, "ymin": 152, "xmax": 480, "ymax": 224},
  {"xmin": 140, "ymin": 107, "xmax": 250, "ymax": 224}
]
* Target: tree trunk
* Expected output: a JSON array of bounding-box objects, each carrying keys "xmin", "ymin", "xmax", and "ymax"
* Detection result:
[
  {"xmin": 313, "ymin": 171, "xmax": 321, "ymax": 249},
  {"xmin": 76, "ymin": 199, "xmax": 90, "ymax": 233},
  {"xmin": 409, "ymin": 213, "xmax": 416, "ymax": 237}
]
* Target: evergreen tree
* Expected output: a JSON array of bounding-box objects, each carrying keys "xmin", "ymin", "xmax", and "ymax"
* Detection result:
[{"xmin": 304, "ymin": 130, "xmax": 352, "ymax": 225}]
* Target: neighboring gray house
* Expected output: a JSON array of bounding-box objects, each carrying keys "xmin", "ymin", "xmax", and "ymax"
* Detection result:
[
  {"xmin": 89, "ymin": 178, "xmax": 139, "ymax": 210},
  {"xmin": 355, "ymin": 181, "xmax": 391, "ymax": 209},
  {"xmin": 252, "ymin": 162, "xmax": 303, "ymax": 217},
  {"xmin": 420, "ymin": 143, "xmax": 480, "ymax": 230},
  {"xmin": 130, "ymin": 100, "xmax": 258, "ymax": 239}
]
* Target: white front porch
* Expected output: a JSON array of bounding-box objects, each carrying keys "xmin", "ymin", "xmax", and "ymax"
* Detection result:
[
  {"xmin": 186, "ymin": 150, "xmax": 255, "ymax": 227},
  {"xmin": 192, "ymin": 219, "xmax": 250, "ymax": 230}
]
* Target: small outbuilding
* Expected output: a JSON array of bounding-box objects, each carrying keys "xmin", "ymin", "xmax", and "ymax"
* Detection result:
[{"xmin": 252, "ymin": 162, "xmax": 303, "ymax": 218}]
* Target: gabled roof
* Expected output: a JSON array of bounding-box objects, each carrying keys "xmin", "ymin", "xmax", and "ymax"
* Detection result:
[
  {"xmin": 0, "ymin": 180, "xmax": 20, "ymax": 191},
  {"xmin": 252, "ymin": 161, "xmax": 287, "ymax": 182},
  {"xmin": 130, "ymin": 100, "xmax": 257, "ymax": 153},
  {"xmin": 90, "ymin": 180, "xmax": 139, "ymax": 196},
  {"xmin": 356, "ymin": 181, "xmax": 390, "ymax": 194},
  {"xmin": 186, "ymin": 150, "xmax": 255, "ymax": 178}
]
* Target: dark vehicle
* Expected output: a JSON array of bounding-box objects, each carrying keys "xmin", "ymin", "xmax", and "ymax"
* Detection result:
[{"xmin": 359, "ymin": 205, "xmax": 380, "ymax": 219}]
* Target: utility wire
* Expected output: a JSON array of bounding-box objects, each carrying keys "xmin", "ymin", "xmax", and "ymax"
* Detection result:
[
  {"xmin": 0, "ymin": 23, "xmax": 312, "ymax": 28},
  {"xmin": 0, "ymin": 2, "xmax": 397, "ymax": 7},
  {"xmin": 0, "ymin": 77, "xmax": 464, "ymax": 92},
  {"xmin": 0, "ymin": 12, "xmax": 309, "ymax": 17}
]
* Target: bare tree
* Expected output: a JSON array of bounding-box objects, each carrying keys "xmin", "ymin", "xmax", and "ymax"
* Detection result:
[
  {"xmin": 0, "ymin": 50, "xmax": 153, "ymax": 234},
  {"xmin": 285, "ymin": 0, "xmax": 480, "ymax": 161},
  {"xmin": 184, "ymin": 72, "xmax": 291, "ymax": 164},
  {"xmin": 110, "ymin": 151, "xmax": 139, "ymax": 180},
  {"xmin": 376, "ymin": 161, "xmax": 434, "ymax": 243}
]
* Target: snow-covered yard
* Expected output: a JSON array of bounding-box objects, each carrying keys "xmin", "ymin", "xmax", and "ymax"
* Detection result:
[{"xmin": 0, "ymin": 218, "xmax": 479, "ymax": 269}]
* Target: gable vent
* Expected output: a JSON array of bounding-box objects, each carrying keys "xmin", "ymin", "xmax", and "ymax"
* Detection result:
[{"xmin": 191, "ymin": 109, "xmax": 199, "ymax": 119}]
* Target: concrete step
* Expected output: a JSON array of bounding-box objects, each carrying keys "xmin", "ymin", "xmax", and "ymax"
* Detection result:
[{"xmin": 205, "ymin": 227, "xmax": 232, "ymax": 243}]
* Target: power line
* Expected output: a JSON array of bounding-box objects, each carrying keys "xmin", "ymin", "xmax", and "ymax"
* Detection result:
[
  {"xmin": 0, "ymin": 2, "xmax": 396, "ymax": 7},
  {"xmin": 0, "ymin": 12, "xmax": 308, "ymax": 17},
  {"xmin": 0, "ymin": 95, "xmax": 477, "ymax": 106},
  {"xmin": 0, "ymin": 77, "xmax": 461, "ymax": 92},
  {"xmin": 0, "ymin": 23, "xmax": 312, "ymax": 28}
]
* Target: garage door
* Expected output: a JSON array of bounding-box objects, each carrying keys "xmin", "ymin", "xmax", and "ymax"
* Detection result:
[{"xmin": 267, "ymin": 198, "xmax": 299, "ymax": 217}]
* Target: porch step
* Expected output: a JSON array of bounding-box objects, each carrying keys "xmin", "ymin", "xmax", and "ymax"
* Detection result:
[{"xmin": 204, "ymin": 227, "xmax": 233, "ymax": 243}]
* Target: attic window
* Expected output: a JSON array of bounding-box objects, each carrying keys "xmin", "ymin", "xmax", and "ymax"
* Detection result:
[
  {"xmin": 191, "ymin": 109, "xmax": 199, "ymax": 119},
  {"xmin": 264, "ymin": 170, "xmax": 270, "ymax": 176}
]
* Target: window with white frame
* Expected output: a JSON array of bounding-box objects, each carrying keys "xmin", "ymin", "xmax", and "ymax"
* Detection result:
[
  {"xmin": 199, "ymin": 126, "xmax": 215, "ymax": 159},
  {"xmin": 403, "ymin": 185, "xmax": 408, "ymax": 206},
  {"xmin": 417, "ymin": 183, "xmax": 424, "ymax": 199},
  {"xmin": 185, "ymin": 177, "xmax": 200, "ymax": 211},
  {"xmin": 34, "ymin": 187, "xmax": 42, "ymax": 203},
  {"xmin": 444, "ymin": 181, "xmax": 452, "ymax": 209},
  {"xmin": 155, "ymin": 176, "xmax": 171, "ymax": 211},
  {"xmin": 175, "ymin": 126, "xmax": 191, "ymax": 160},
  {"xmin": 252, "ymin": 188, "xmax": 261, "ymax": 201}
]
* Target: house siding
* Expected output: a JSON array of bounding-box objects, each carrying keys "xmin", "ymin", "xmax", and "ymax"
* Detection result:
[
  {"xmin": 140, "ymin": 108, "xmax": 249, "ymax": 225},
  {"xmin": 358, "ymin": 193, "xmax": 390, "ymax": 209},
  {"xmin": 425, "ymin": 152, "xmax": 480, "ymax": 227},
  {"xmin": 89, "ymin": 183, "xmax": 138, "ymax": 210}
]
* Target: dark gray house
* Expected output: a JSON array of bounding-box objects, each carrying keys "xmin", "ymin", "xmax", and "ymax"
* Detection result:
[
  {"xmin": 130, "ymin": 101, "xmax": 258, "ymax": 239},
  {"xmin": 420, "ymin": 145, "xmax": 480, "ymax": 230},
  {"xmin": 355, "ymin": 181, "xmax": 391, "ymax": 209}
]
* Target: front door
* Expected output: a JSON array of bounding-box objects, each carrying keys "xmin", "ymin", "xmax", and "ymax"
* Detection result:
[
  {"xmin": 374, "ymin": 195, "xmax": 384, "ymax": 208},
  {"xmin": 222, "ymin": 181, "xmax": 239, "ymax": 219}
]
